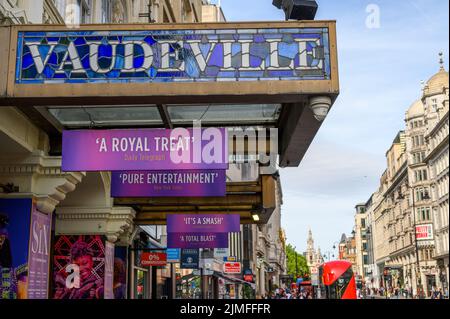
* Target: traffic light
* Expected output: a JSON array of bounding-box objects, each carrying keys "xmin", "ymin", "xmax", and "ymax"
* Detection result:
[{"xmin": 272, "ymin": 0, "xmax": 318, "ymax": 21}]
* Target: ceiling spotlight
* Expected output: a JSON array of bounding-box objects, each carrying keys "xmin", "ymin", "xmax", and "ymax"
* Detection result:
[
  {"xmin": 252, "ymin": 213, "xmax": 260, "ymax": 222},
  {"xmin": 273, "ymin": 0, "xmax": 319, "ymax": 21}
]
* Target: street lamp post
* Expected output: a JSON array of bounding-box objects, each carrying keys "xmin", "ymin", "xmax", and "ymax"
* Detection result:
[
  {"xmin": 323, "ymin": 251, "xmax": 334, "ymax": 262},
  {"xmin": 332, "ymin": 241, "xmax": 340, "ymax": 259}
]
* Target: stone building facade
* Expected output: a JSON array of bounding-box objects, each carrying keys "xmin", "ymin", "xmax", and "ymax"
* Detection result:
[{"xmin": 360, "ymin": 57, "xmax": 449, "ymax": 297}]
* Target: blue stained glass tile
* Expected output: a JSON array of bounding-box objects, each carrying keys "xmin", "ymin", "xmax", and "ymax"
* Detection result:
[
  {"xmin": 116, "ymin": 45, "xmax": 125, "ymax": 57},
  {"xmin": 53, "ymin": 45, "xmax": 67, "ymax": 54},
  {"xmin": 47, "ymin": 52, "xmax": 58, "ymax": 66},
  {"xmin": 122, "ymin": 36, "xmax": 145, "ymax": 41},
  {"xmin": 85, "ymin": 36, "xmax": 103, "ymax": 41},
  {"xmin": 22, "ymin": 54, "xmax": 34, "ymax": 69},
  {"xmin": 21, "ymin": 67, "xmax": 38, "ymax": 79},
  {"xmin": 293, "ymin": 33, "xmax": 321, "ymax": 40},
  {"xmin": 185, "ymin": 59, "xmax": 200, "ymax": 78},
  {"xmin": 205, "ymin": 67, "xmax": 219, "ymax": 77},
  {"xmin": 24, "ymin": 37, "xmax": 44, "ymax": 43},
  {"xmin": 250, "ymin": 56, "xmax": 263, "ymax": 68},
  {"xmin": 262, "ymin": 34, "xmax": 283, "ymax": 40},
  {"xmin": 42, "ymin": 66, "xmax": 55, "ymax": 78},
  {"xmin": 238, "ymin": 35, "xmax": 253, "ymax": 40},
  {"xmin": 199, "ymin": 43, "xmax": 212, "ymax": 59},
  {"xmin": 239, "ymin": 71, "xmax": 263, "ymax": 77},
  {"xmin": 259, "ymin": 29, "xmax": 278, "ymax": 34},
  {"xmin": 23, "ymin": 32, "xmax": 46, "ymax": 37},
  {"xmin": 208, "ymin": 44, "xmax": 223, "ymax": 67},
  {"xmin": 250, "ymin": 43, "xmax": 270, "ymax": 59},
  {"xmin": 231, "ymin": 43, "xmax": 241, "ymax": 56},
  {"xmin": 107, "ymin": 36, "xmax": 121, "ymax": 42},
  {"xmin": 52, "ymin": 71, "xmax": 67, "ymax": 79},
  {"xmin": 278, "ymin": 42, "xmax": 298, "ymax": 60},
  {"xmin": 323, "ymin": 33, "xmax": 330, "ymax": 47},
  {"xmin": 144, "ymin": 37, "xmax": 156, "ymax": 45},
  {"xmin": 216, "ymin": 29, "xmax": 235, "ymax": 34},
  {"xmin": 280, "ymin": 28, "xmax": 300, "ymax": 33},
  {"xmin": 98, "ymin": 44, "xmax": 113, "ymax": 57},
  {"xmin": 194, "ymin": 30, "xmax": 214, "ymax": 35},
  {"xmin": 98, "ymin": 57, "xmax": 114, "ymax": 70},
  {"xmin": 217, "ymin": 71, "xmax": 236, "ymax": 78},
  {"xmin": 70, "ymin": 72, "xmax": 87, "ymax": 79},
  {"xmin": 300, "ymin": 28, "xmax": 322, "ymax": 33},
  {"xmin": 217, "ymin": 34, "xmax": 234, "ymax": 41},
  {"xmin": 107, "ymin": 69, "xmax": 120, "ymax": 78},
  {"xmin": 133, "ymin": 56, "xmax": 144, "ymax": 68},
  {"xmin": 268, "ymin": 70, "xmax": 294, "ymax": 77},
  {"xmin": 254, "ymin": 35, "xmax": 265, "ymax": 43},
  {"xmin": 183, "ymin": 35, "xmax": 202, "ymax": 41}
]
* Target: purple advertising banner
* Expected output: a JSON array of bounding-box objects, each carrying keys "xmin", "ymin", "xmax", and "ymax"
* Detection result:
[
  {"xmin": 104, "ymin": 241, "xmax": 115, "ymax": 299},
  {"xmin": 167, "ymin": 214, "xmax": 240, "ymax": 233},
  {"xmin": 27, "ymin": 204, "xmax": 52, "ymax": 299},
  {"xmin": 62, "ymin": 128, "xmax": 228, "ymax": 172},
  {"xmin": 111, "ymin": 170, "xmax": 226, "ymax": 197},
  {"xmin": 168, "ymin": 233, "xmax": 229, "ymax": 249}
]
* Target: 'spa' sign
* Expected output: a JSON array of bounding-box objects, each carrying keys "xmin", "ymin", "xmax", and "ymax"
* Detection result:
[{"xmin": 15, "ymin": 27, "xmax": 331, "ymax": 84}]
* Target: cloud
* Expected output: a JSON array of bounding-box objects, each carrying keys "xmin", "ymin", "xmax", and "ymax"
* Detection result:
[{"xmin": 279, "ymin": 138, "xmax": 385, "ymax": 252}]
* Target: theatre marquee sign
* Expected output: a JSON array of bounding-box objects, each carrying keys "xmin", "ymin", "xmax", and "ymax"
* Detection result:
[{"xmin": 0, "ymin": 21, "xmax": 338, "ymax": 105}]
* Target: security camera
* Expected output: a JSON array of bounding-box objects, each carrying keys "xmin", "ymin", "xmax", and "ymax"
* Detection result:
[
  {"xmin": 273, "ymin": 0, "xmax": 318, "ymax": 21},
  {"xmin": 309, "ymin": 96, "xmax": 331, "ymax": 122}
]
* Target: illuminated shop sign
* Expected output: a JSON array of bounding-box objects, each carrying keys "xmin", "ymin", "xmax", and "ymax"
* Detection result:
[{"xmin": 16, "ymin": 27, "xmax": 331, "ymax": 84}]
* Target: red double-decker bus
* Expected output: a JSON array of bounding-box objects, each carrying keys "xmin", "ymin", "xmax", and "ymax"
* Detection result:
[{"xmin": 318, "ymin": 261, "xmax": 357, "ymax": 299}]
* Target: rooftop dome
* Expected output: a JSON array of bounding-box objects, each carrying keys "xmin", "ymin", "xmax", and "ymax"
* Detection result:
[
  {"xmin": 406, "ymin": 99, "xmax": 424, "ymax": 119},
  {"xmin": 424, "ymin": 53, "xmax": 449, "ymax": 97}
]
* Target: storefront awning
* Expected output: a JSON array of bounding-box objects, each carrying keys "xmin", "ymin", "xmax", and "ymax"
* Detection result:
[{"xmin": 213, "ymin": 271, "xmax": 254, "ymax": 288}]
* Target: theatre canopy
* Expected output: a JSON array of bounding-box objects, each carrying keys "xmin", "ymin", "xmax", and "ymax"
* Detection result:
[{"xmin": 0, "ymin": 21, "xmax": 338, "ymax": 169}]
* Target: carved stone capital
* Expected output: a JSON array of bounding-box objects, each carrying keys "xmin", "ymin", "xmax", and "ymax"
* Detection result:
[
  {"xmin": 56, "ymin": 206, "xmax": 136, "ymax": 242},
  {"xmin": 0, "ymin": 150, "xmax": 84, "ymax": 214}
]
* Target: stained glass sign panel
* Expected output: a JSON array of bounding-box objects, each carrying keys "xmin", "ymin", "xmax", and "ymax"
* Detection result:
[{"xmin": 15, "ymin": 27, "xmax": 331, "ymax": 84}]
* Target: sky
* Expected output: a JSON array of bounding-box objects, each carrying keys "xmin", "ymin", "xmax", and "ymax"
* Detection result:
[{"xmin": 215, "ymin": 0, "xmax": 450, "ymax": 255}]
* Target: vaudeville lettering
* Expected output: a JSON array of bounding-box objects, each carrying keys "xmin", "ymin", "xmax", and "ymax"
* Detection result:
[{"xmin": 17, "ymin": 28, "xmax": 330, "ymax": 83}]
